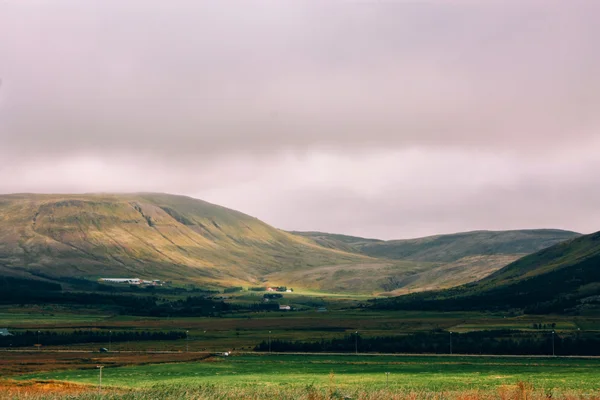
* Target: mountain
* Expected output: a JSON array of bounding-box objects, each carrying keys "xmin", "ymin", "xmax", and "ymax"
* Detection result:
[
  {"xmin": 294, "ymin": 230, "xmax": 581, "ymax": 262},
  {"xmin": 293, "ymin": 230, "xmax": 580, "ymax": 293},
  {"xmin": 0, "ymin": 193, "xmax": 581, "ymax": 294},
  {"xmin": 0, "ymin": 193, "xmax": 367, "ymax": 287},
  {"xmin": 378, "ymin": 231, "xmax": 600, "ymax": 315}
]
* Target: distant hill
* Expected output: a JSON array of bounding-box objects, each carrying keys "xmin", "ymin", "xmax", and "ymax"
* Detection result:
[
  {"xmin": 0, "ymin": 193, "xmax": 366, "ymax": 287},
  {"xmin": 290, "ymin": 231, "xmax": 382, "ymax": 254},
  {"xmin": 295, "ymin": 230, "xmax": 581, "ymax": 262},
  {"xmin": 378, "ymin": 231, "xmax": 600, "ymax": 315},
  {"xmin": 293, "ymin": 230, "xmax": 580, "ymax": 294}
]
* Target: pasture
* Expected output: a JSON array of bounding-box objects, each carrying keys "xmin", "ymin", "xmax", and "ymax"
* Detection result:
[{"xmin": 10, "ymin": 354, "xmax": 600, "ymax": 399}]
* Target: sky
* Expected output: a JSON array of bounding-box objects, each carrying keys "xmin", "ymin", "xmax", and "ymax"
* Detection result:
[{"xmin": 1, "ymin": 0, "xmax": 599, "ymax": 239}]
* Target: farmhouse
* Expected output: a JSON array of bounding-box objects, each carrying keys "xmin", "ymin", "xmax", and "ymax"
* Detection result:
[
  {"xmin": 100, "ymin": 278, "xmax": 141, "ymax": 284},
  {"xmin": 99, "ymin": 278, "xmax": 162, "ymax": 286},
  {"xmin": 266, "ymin": 286, "xmax": 291, "ymax": 292}
]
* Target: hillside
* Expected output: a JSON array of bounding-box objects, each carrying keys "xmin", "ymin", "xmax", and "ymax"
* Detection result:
[
  {"xmin": 0, "ymin": 193, "xmax": 582, "ymax": 294},
  {"xmin": 295, "ymin": 230, "xmax": 580, "ymax": 262},
  {"xmin": 0, "ymin": 193, "xmax": 368, "ymax": 287},
  {"xmin": 378, "ymin": 231, "xmax": 600, "ymax": 314},
  {"xmin": 293, "ymin": 230, "xmax": 580, "ymax": 294}
]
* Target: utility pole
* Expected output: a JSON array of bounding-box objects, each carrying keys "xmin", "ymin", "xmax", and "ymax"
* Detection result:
[
  {"xmin": 268, "ymin": 331, "xmax": 271, "ymax": 354},
  {"xmin": 109, "ymin": 331, "xmax": 111, "ymax": 352},
  {"xmin": 186, "ymin": 330, "xmax": 189, "ymax": 353},
  {"xmin": 552, "ymin": 331, "xmax": 555, "ymax": 357},
  {"xmin": 97, "ymin": 365, "xmax": 104, "ymax": 394},
  {"xmin": 449, "ymin": 332, "xmax": 453, "ymax": 355},
  {"xmin": 385, "ymin": 372, "xmax": 390, "ymax": 387},
  {"xmin": 355, "ymin": 331, "xmax": 358, "ymax": 355}
]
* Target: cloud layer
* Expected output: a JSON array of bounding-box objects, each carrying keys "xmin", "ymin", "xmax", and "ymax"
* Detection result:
[{"xmin": 1, "ymin": 1, "xmax": 599, "ymax": 238}]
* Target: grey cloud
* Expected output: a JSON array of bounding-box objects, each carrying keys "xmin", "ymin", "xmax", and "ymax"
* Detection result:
[
  {"xmin": 1, "ymin": 1, "xmax": 599, "ymax": 238},
  {"xmin": 1, "ymin": 1, "xmax": 600, "ymax": 158}
]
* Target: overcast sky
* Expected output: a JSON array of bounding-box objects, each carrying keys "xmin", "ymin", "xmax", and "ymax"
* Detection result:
[{"xmin": 1, "ymin": 1, "xmax": 599, "ymax": 239}]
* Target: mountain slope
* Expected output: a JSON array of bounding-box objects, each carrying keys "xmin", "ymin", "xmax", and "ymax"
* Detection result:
[
  {"xmin": 379, "ymin": 231, "xmax": 600, "ymax": 314},
  {"xmin": 294, "ymin": 229, "xmax": 580, "ymax": 294},
  {"xmin": 0, "ymin": 193, "xmax": 367, "ymax": 286},
  {"xmin": 295, "ymin": 230, "xmax": 581, "ymax": 262}
]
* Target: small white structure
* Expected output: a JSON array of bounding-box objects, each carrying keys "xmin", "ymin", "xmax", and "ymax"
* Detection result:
[
  {"xmin": 0, "ymin": 328, "xmax": 13, "ymax": 336},
  {"xmin": 279, "ymin": 305, "xmax": 291, "ymax": 311},
  {"xmin": 100, "ymin": 278, "xmax": 141, "ymax": 285}
]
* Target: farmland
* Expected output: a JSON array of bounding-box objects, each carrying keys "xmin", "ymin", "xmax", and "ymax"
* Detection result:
[
  {"xmin": 5, "ymin": 353, "xmax": 600, "ymax": 399},
  {"xmin": 1, "ymin": 305, "xmax": 599, "ymax": 399},
  {"xmin": 0, "ymin": 298, "xmax": 599, "ymax": 399}
]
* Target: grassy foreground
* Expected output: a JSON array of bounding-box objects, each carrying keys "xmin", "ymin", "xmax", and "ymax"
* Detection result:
[{"xmin": 12, "ymin": 354, "xmax": 600, "ymax": 399}]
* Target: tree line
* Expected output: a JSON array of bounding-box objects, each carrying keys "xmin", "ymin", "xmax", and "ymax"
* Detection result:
[
  {"xmin": 0, "ymin": 276, "xmax": 292, "ymax": 316},
  {"xmin": 255, "ymin": 330, "xmax": 600, "ymax": 356}
]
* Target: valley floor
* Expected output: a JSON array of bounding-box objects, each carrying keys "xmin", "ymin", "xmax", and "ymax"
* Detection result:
[
  {"xmin": 1, "ymin": 297, "xmax": 599, "ymax": 399},
  {"xmin": 3, "ymin": 353, "xmax": 600, "ymax": 399}
]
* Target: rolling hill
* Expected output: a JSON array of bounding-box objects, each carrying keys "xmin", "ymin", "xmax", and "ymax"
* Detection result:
[
  {"xmin": 293, "ymin": 230, "xmax": 580, "ymax": 293},
  {"xmin": 0, "ymin": 193, "xmax": 581, "ymax": 294},
  {"xmin": 294, "ymin": 230, "xmax": 580, "ymax": 262},
  {"xmin": 0, "ymin": 193, "xmax": 368, "ymax": 287},
  {"xmin": 378, "ymin": 231, "xmax": 600, "ymax": 314}
]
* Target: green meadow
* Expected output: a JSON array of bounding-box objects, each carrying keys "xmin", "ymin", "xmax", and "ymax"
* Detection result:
[{"xmin": 20, "ymin": 354, "xmax": 600, "ymax": 392}]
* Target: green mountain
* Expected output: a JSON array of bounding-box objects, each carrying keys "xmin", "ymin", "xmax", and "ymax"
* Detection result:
[
  {"xmin": 0, "ymin": 193, "xmax": 367, "ymax": 287},
  {"xmin": 379, "ymin": 231, "xmax": 600, "ymax": 314},
  {"xmin": 293, "ymin": 230, "xmax": 580, "ymax": 293}
]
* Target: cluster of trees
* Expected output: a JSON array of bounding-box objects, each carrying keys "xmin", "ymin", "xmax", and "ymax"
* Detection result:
[
  {"xmin": 0, "ymin": 275, "xmax": 296, "ymax": 316},
  {"xmin": 0, "ymin": 330, "xmax": 185, "ymax": 348},
  {"xmin": 0, "ymin": 285, "xmax": 233, "ymax": 317},
  {"xmin": 0, "ymin": 276, "xmax": 62, "ymax": 295},
  {"xmin": 255, "ymin": 330, "xmax": 600, "ymax": 356}
]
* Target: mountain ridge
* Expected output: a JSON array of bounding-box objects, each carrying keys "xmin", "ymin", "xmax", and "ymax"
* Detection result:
[{"xmin": 294, "ymin": 229, "xmax": 581, "ymax": 262}]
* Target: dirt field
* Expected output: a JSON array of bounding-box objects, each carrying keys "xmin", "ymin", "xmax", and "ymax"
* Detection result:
[{"xmin": 0, "ymin": 351, "xmax": 210, "ymax": 376}]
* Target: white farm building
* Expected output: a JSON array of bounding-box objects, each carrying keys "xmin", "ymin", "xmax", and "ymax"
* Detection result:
[{"xmin": 100, "ymin": 278, "xmax": 141, "ymax": 284}]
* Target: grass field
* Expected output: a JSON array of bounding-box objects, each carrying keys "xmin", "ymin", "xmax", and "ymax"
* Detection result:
[
  {"xmin": 10, "ymin": 353, "xmax": 600, "ymax": 399},
  {"xmin": 0, "ymin": 312, "xmax": 110, "ymax": 326}
]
